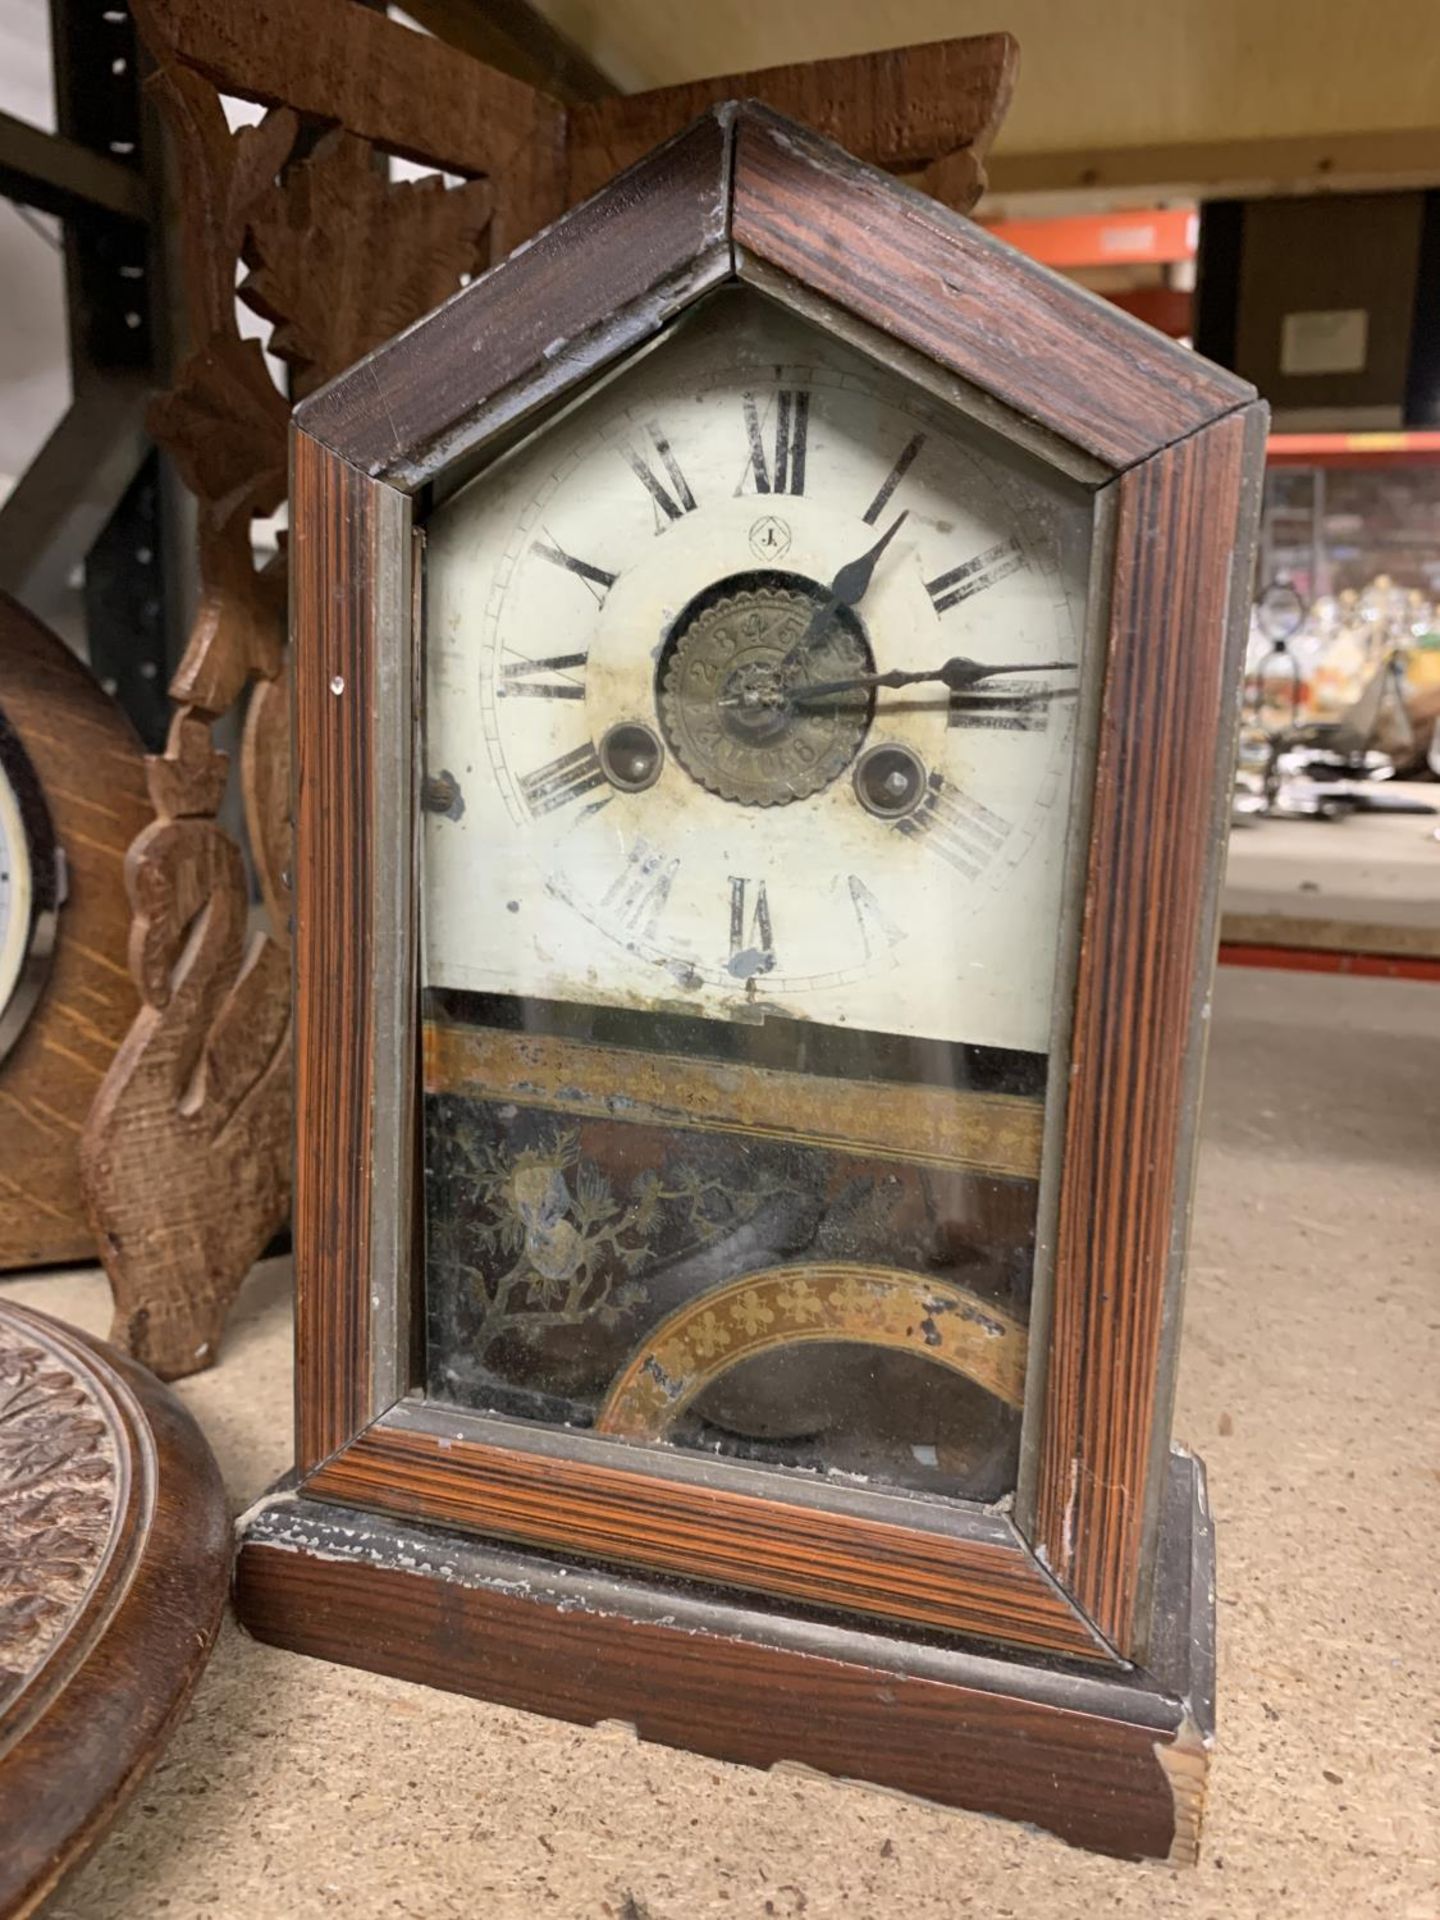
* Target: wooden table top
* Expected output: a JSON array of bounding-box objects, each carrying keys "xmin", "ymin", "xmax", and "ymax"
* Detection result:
[{"xmin": 1223, "ymin": 781, "xmax": 1440, "ymax": 959}]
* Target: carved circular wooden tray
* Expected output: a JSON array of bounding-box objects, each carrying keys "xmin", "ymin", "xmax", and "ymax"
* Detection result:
[{"xmin": 0, "ymin": 1300, "xmax": 229, "ymax": 1917}]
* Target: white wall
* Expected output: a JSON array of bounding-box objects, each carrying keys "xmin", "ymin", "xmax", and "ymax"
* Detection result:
[
  {"xmin": 531, "ymin": 0, "xmax": 1440, "ymax": 157},
  {"xmin": 0, "ymin": 0, "xmax": 70, "ymax": 504}
]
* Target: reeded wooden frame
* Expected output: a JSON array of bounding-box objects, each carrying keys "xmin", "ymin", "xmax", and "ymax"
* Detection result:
[{"xmin": 289, "ymin": 104, "xmax": 1264, "ymax": 1667}]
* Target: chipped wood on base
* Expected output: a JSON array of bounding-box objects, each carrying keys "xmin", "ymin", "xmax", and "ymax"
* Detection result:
[
  {"xmin": 1156, "ymin": 1715, "xmax": 1212, "ymax": 1868},
  {"xmin": 238, "ymin": 1450, "xmax": 1215, "ymax": 1866}
]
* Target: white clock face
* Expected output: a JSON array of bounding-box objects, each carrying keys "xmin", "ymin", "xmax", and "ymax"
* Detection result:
[
  {"xmin": 0, "ymin": 759, "xmax": 33, "ymax": 1020},
  {"xmin": 423, "ymin": 292, "xmax": 1091, "ymax": 1055}
]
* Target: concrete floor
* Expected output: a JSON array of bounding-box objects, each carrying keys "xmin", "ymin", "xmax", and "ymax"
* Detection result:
[{"xmin": 4, "ymin": 966, "xmax": 1438, "ymax": 1919}]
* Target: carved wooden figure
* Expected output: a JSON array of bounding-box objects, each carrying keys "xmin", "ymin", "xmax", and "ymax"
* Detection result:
[{"xmin": 83, "ymin": 0, "xmax": 1020, "ymax": 1377}]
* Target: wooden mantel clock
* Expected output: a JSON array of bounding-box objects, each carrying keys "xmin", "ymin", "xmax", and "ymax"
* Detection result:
[
  {"xmin": 0, "ymin": 595, "xmax": 149, "ymax": 1271},
  {"xmin": 236, "ymin": 106, "xmax": 1264, "ymax": 1862}
]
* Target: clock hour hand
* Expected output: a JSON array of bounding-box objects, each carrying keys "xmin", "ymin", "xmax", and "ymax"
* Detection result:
[
  {"xmin": 824, "ymin": 509, "xmax": 910, "ymax": 614},
  {"xmin": 782, "ymin": 512, "xmax": 910, "ymax": 669},
  {"xmin": 790, "ymin": 656, "xmax": 1077, "ymax": 702}
]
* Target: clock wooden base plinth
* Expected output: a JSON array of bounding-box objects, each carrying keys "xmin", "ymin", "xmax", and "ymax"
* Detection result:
[{"xmin": 234, "ymin": 1450, "xmax": 1214, "ymax": 1864}]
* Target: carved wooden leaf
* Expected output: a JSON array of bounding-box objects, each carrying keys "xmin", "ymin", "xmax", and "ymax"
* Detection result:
[
  {"xmin": 143, "ymin": 58, "xmax": 298, "ymax": 337},
  {"xmin": 124, "ymin": 816, "xmax": 246, "ymax": 1015},
  {"xmin": 914, "ymin": 147, "xmax": 986, "ymax": 215},
  {"xmin": 167, "ymin": 523, "xmax": 286, "ymax": 718},
  {"xmin": 241, "ymin": 659, "xmax": 292, "ymax": 952},
  {"xmin": 82, "ymin": 806, "xmax": 293, "ymax": 1378},
  {"xmin": 148, "ymin": 336, "xmax": 288, "ymax": 527},
  {"xmin": 146, "ymin": 707, "xmax": 230, "ymax": 823},
  {"xmin": 240, "ymin": 129, "xmax": 492, "ymax": 392},
  {"xmin": 83, "ymin": 9, "xmax": 496, "ymax": 1385}
]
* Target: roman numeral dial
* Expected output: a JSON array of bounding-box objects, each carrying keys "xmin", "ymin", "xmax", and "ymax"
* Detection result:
[
  {"xmin": 863, "ymin": 432, "xmax": 925, "ymax": 525},
  {"xmin": 424, "ymin": 296, "xmax": 1085, "ymax": 1058},
  {"xmin": 893, "ymin": 776, "xmax": 1012, "ymax": 879},
  {"xmin": 848, "ymin": 875, "xmax": 906, "ymax": 960},
  {"xmin": 728, "ymin": 877, "xmax": 777, "ymax": 978},
  {"xmin": 500, "ymin": 651, "xmax": 587, "ymax": 699},
  {"xmin": 623, "ymin": 422, "xmax": 698, "ymax": 527},
  {"xmin": 518, "ymin": 743, "xmax": 608, "ymax": 817},
  {"xmin": 741, "ymin": 389, "xmax": 809, "ymax": 496},
  {"xmin": 602, "ymin": 838, "xmax": 678, "ymax": 940},
  {"xmin": 948, "ymin": 688, "xmax": 1053, "ymax": 732},
  {"xmin": 926, "ymin": 539, "xmax": 1027, "ymax": 615},
  {"xmin": 532, "ymin": 535, "xmax": 617, "ymax": 605}
]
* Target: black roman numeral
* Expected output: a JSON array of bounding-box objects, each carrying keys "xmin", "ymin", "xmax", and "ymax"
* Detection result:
[
  {"xmin": 847, "ymin": 875, "xmax": 906, "ymax": 960},
  {"xmin": 727, "ymin": 877, "xmax": 776, "ymax": 978},
  {"xmin": 623, "ymin": 422, "xmax": 698, "ymax": 527},
  {"xmin": 741, "ymin": 389, "xmax": 809, "ymax": 495},
  {"xmin": 863, "ymin": 432, "xmax": 925, "ymax": 524},
  {"xmin": 500, "ymin": 651, "xmax": 588, "ymax": 700},
  {"xmin": 925, "ymin": 538, "xmax": 1026, "ymax": 615},
  {"xmin": 518, "ymin": 742, "xmax": 608, "ymax": 816},
  {"xmin": 532, "ymin": 535, "xmax": 617, "ymax": 606},
  {"xmin": 894, "ymin": 776, "xmax": 1010, "ymax": 878},
  {"xmin": 602, "ymin": 837, "xmax": 678, "ymax": 940},
  {"xmin": 947, "ymin": 688, "xmax": 1052, "ymax": 732}
]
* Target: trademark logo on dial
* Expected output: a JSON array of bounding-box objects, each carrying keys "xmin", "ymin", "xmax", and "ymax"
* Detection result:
[{"xmin": 748, "ymin": 514, "xmax": 792, "ymax": 562}]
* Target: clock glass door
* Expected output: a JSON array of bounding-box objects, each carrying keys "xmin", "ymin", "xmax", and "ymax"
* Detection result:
[{"xmin": 418, "ymin": 288, "xmax": 1096, "ymax": 1507}]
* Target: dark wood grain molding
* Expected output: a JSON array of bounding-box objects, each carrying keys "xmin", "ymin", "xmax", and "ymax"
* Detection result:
[
  {"xmin": 292, "ymin": 436, "xmax": 394, "ymax": 1472},
  {"xmin": 0, "ymin": 1300, "xmax": 229, "ymax": 1917},
  {"xmin": 239, "ymin": 1450, "xmax": 1215, "ymax": 1864},
  {"xmin": 1033, "ymin": 410, "xmax": 1260, "ymax": 1646},
  {"xmin": 304, "ymin": 1414, "xmax": 1112, "ymax": 1661},
  {"xmin": 300, "ymin": 101, "xmax": 1256, "ymax": 490},
  {"xmin": 297, "ymin": 109, "xmax": 736, "ymax": 486},
  {"xmin": 729, "ymin": 107, "xmax": 1254, "ymax": 474}
]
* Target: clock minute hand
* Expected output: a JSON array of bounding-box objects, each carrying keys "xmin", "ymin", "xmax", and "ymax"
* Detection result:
[{"xmin": 791, "ymin": 656, "xmax": 1077, "ymax": 702}]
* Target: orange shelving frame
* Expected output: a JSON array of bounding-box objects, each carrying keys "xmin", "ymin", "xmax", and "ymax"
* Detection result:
[
  {"xmin": 981, "ymin": 206, "xmax": 1197, "ymax": 268},
  {"xmin": 1266, "ymin": 432, "xmax": 1440, "ymax": 469}
]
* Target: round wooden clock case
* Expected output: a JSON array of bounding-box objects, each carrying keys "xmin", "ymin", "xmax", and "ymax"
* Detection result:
[{"xmin": 0, "ymin": 595, "xmax": 150, "ymax": 1272}]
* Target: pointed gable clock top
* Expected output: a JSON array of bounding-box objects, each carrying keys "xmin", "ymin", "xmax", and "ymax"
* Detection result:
[{"xmin": 297, "ymin": 104, "xmax": 1253, "ymax": 493}]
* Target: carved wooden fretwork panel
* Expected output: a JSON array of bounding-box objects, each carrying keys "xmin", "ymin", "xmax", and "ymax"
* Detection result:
[
  {"xmin": 0, "ymin": 1322, "xmax": 119, "ymax": 1708},
  {"xmin": 82, "ymin": 0, "xmax": 1015, "ymax": 1379},
  {"xmin": 80, "ymin": 4, "xmax": 498, "ymax": 1378},
  {"xmin": 0, "ymin": 1299, "xmax": 230, "ymax": 1914}
]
